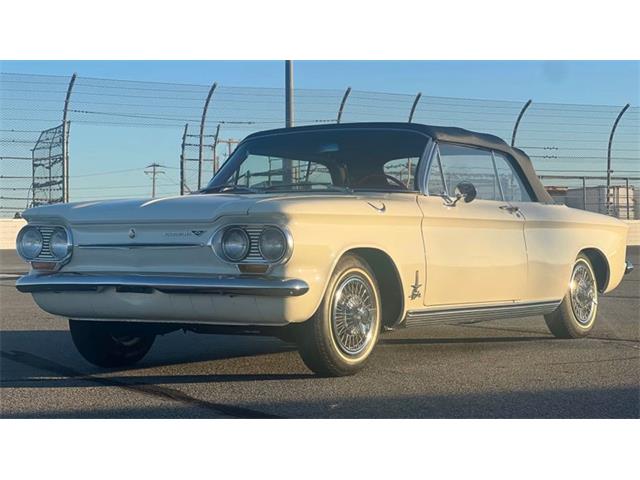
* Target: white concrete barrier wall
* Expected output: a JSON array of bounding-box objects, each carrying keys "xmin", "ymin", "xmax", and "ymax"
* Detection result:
[
  {"xmin": 625, "ymin": 220, "xmax": 640, "ymax": 247},
  {"xmin": 0, "ymin": 219, "xmax": 25, "ymax": 250},
  {"xmin": 1, "ymin": 218, "xmax": 639, "ymax": 250}
]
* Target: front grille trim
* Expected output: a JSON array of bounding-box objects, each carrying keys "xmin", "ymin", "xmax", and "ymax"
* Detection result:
[{"xmin": 37, "ymin": 226, "xmax": 56, "ymax": 260}]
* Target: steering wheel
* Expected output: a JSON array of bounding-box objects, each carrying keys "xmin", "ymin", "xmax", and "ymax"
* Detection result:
[{"xmin": 351, "ymin": 173, "xmax": 409, "ymax": 189}]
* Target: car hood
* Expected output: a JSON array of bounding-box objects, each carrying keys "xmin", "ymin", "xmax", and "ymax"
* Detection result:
[{"xmin": 21, "ymin": 194, "xmax": 262, "ymax": 225}]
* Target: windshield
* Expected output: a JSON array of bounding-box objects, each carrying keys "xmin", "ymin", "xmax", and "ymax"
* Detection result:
[{"xmin": 203, "ymin": 128, "xmax": 430, "ymax": 193}]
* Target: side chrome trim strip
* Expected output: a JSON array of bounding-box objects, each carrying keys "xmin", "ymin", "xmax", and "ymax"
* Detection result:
[
  {"xmin": 16, "ymin": 273, "xmax": 309, "ymax": 297},
  {"xmin": 403, "ymin": 300, "xmax": 562, "ymax": 328}
]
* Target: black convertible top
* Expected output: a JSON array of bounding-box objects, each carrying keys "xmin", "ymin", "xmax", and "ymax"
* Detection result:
[{"xmin": 245, "ymin": 122, "xmax": 552, "ymax": 203}]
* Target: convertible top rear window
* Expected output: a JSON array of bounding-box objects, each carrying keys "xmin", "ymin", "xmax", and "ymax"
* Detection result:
[{"xmin": 205, "ymin": 128, "xmax": 429, "ymax": 193}]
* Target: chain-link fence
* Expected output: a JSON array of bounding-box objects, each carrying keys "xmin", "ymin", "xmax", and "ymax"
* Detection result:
[{"xmin": 1, "ymin": 72, "xmax": 638, "ymax": 218}]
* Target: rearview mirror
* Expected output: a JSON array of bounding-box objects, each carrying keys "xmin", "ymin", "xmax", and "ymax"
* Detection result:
[{"xmin": 455, "ymin": 181, "xmax": 477, "ymax": 203}]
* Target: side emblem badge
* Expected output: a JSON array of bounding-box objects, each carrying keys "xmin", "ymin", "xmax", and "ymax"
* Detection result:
[
  {"xmin": 410, "ymin": 270, "xmax": 422, "ymax": 300},
  {"xmin": 128, "ymin": 228, "xmax": 136, "ymax": 239},
  {"xmin": 367, "ymin": 201, "xmax": 386, "ymax": 213},
  {"xmin": 192, "ymin": 230, "xmax": 205, "ymax": 236}
]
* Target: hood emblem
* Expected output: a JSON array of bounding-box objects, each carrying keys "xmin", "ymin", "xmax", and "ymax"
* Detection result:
[{"xmin": 128, "ymin": 228, "xmax": 136, "ymax": 239}]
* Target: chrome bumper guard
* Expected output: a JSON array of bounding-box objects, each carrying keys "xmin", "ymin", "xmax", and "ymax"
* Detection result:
[
  {"xmin": 16, "ymin": 272, "xmax": 309, "ymax": 297},
  {"xmin": 625, "ymin": 260, "xmax": 634, "ymax": 275}
]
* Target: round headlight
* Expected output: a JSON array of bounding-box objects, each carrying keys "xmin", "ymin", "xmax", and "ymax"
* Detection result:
[
  {"xmin": 259, "ymin": 227, "xmax": 287, "ymax": 262},
  {"xmin": 221, "ymin": 227, "xmax": 250, "ymax": 261},
  {"xmin": 17, "ymin": 226, "xmax": 43, "ymax": 260},
  {"xmin": 50, "ymin": 227, "xmax": 71, "ymax": 259}
]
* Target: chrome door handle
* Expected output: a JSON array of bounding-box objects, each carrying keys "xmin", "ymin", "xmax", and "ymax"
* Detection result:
[{"xmin": 499, "ymin": 205, "xmax": 520, "ymax": 214}]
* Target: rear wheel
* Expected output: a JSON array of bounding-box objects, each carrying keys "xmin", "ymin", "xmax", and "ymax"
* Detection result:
[
  {"xmin": 69, "ymin": 320, "xmax": 156, "ymax": 367},
  {"xmin": 297, "ymin": 254, "xmax": 381, "ymax": 376},
  {"xmin": 544, "ymin": 254, "xmax": 599, "ymax": 338}
]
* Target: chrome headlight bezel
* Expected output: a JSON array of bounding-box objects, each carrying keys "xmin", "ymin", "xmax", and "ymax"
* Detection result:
[
  {"xmin": 210, "ymin": 224, "xmax": 293, "ymax": 267},
  {"xmin": 16, "ymin": 224, "xmax": 74, "ymax": 269},
  {"xmin": 220, "ymin": 227, "xmax": 250, "ymax": 262},
  {"xmin": 258, "ymin": 226, "xmax": 288, "ymax": 262},
  {"xmin": 49, "ymin": 227, "xmax": 73, "ymax": 260},
  {"xmin": 16, "ymin": 226, "xmax": 43, "ymax": 260}
]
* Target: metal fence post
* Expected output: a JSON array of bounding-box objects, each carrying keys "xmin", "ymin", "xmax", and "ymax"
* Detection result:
[
  {"xmin": 336, "ymin": 87, "xmax": 352, "ymax": 123},
  {"xmin": 625, "ymin": 177, "xmax": 630, "ymax": 219},
  {"xmin": 606, "ymin": 103, "xmax": 630, "ymax": 214},
  {"xmin": 179, "ymin": 123, "xmax": 188, "ymax": 195},
  {"xmin": 408, "ymin": 92, "xmax": 422, "ymax": 123},
  {"xmin": 198, "ymin": 82, "xmax": 218, "ymax": 190},
  {"xmin": 511, "ymin": 99, "xmax": 532, "ymax": 147},
  {"xmin": 582, "ymin": 176, "xmax": 587, "ymax": 210},
  {"xmin": 212, "ymin": 124, "xmax": 221, "ymax": 173},
  {"xmin": 61, "ymin": 73, "xmax": 77, "ymax": 203}
]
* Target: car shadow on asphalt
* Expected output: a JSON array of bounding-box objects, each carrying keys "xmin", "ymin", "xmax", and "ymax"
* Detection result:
[
  {"xmin": 0, "ymin": 328, "xmax": 564, "ymax": 391},
  {"xmin": 0, "ymin": 329, "xmax": 299, "ymax": 378}
]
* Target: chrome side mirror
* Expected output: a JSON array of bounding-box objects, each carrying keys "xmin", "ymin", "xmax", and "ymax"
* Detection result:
[
  {"xmin": 440, "ymin": 181, "xmax": 477, "ymax": 207},
  {"xmin": 455, "ymin": 181, "xmax": 477, "ymax": 203}
]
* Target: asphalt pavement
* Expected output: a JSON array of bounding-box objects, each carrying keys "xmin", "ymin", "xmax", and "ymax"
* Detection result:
[{"xmin": 1, "ymin": 248, "xmax": 638, "ymax": 418}]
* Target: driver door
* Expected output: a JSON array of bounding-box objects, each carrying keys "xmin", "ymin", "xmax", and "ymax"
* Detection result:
[{"xmin": 417, "ymin": 143, "xmax": 527, "ymax": 307}]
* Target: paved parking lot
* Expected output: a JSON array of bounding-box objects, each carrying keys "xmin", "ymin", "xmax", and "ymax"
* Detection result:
[{"xmin": 1, "ymin": 248, "xmax": 638, "ymax": 418}]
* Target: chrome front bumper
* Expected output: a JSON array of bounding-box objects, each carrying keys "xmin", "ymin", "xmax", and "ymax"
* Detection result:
[{"xmin": 16, "ymin": 272, "xmax": 309, "ymax": 297}]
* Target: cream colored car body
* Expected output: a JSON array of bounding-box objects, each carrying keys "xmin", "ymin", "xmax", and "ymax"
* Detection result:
[
  {"xmin": 19, "ymin": 187, "xmax": 628, "ymax": 328},
  {"xmin": 16, "ymin": 123, "xmax": 630, "ymax": 329}
]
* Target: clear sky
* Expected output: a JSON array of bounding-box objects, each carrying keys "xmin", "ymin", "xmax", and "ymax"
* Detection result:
[
  {"xmin": 0, "ymin": 61, "xmax": 638, "ymax": 209},
  {"xmin": 2, "ymin": 60, "xmax": 638, "ymax": 105}
]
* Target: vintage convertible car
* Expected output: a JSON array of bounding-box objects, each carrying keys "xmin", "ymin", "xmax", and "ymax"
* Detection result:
[{"xmin": 16, "ymin": 123, "xmax": 633, "ymax": 376}]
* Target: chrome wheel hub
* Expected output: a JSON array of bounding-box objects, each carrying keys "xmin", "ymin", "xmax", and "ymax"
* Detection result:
[
  {"xmin": 331, "ymin": 274, "xmax": 377, "ymax": 355},
  {"xmin": 570, "ymin": 262, "xmax": 597, "ymax": 325}
]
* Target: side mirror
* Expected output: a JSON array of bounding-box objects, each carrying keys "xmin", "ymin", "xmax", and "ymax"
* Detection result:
[{"xmin": 455, "ymin": 181, "xmax": 477, "ymax": 203}]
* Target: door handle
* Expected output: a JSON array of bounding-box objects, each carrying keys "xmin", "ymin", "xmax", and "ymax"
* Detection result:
[{"xmin": 499, "ymin": 205, "xmax": 520, "ymax": 214}]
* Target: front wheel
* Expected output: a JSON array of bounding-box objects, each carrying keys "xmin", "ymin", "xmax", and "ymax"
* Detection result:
[
  {"xmin": 69, "ymin": 320, "xmax": 156, "ymax": 368},
  {"xmin": 297, "ymin": 254, "xmax": 381, "ymax": 376},
  {"xmin": 544, "ymin": 254, "xmax": 599, "ymax": 338}
]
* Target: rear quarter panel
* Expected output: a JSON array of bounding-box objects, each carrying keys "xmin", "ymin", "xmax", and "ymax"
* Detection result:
[{"xmin": 515, "ymin": 202, "xmax": 628, "ymax": 300}]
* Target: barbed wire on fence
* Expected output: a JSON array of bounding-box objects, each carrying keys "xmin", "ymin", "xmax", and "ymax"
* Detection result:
[{"xmin": 1, "ymin": 71, "xmax": 638, "ymax": 218}]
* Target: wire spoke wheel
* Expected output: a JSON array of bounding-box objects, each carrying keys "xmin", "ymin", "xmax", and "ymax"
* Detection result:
[
  {"xmin": 569, "ymin": 261, "xmax": 597, "ymax": 325},
  {"xmin": 331, "ymin": 274, "xmax": 377, "ymax": 356},
  {"xmin": 296, "ymin": 254, "xmax": 381, "ymax": 376}
]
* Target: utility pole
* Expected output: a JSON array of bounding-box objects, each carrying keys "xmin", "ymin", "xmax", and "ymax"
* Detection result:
[
  {"xmin": 145, "ymin": 163, "xmax": 165, "ymax": 198},
  {"xmin": 284, "ymin": 60, "xmax": 294, "ymax": 183}
]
